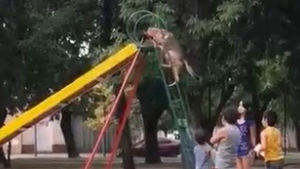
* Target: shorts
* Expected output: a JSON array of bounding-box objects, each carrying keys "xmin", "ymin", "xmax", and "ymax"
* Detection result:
[{"xmin": 265, "ymin": 159, "xmax": 284, "ymax": 169}]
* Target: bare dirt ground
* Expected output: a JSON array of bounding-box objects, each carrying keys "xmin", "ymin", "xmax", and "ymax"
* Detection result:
[
  {"xmin": 5, "ymin": 158, "xmax": 183, "ymax": 169},
  {"xmin": 2, "ymin": 153, "xmax": 300, "ymax": 169}
]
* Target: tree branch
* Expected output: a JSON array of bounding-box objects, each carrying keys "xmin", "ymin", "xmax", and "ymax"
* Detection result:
[
  {"xmin": 210, "ymin": 82, "xmax": 235, "ymax": 131},
  {"xmin": 215, "ymin": 83, "xmax": 235, "ymax": 115},
  {"xmin": 260, "ymin": 96, "xmax": 273, "ymax": 112}
]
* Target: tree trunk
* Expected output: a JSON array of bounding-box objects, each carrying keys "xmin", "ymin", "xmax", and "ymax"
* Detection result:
[
  {"xmin": 143, "ymin": 114, "xmax": 161, "ymax": 164},
  {"xmin": 99, "ymin": 0, "xmax": 113, "ymax": 46},
  {"xmin": 137, "ymin": 78, "xmax": 167, "ymax": 164},
  {"xmin": 163, "ymin": 130, "xmax": 168, "ymax": 137},
  {"xmin": 0, "ymin": 84, "xmax": 10, "ymax": 168},
  {"xmin": 0, "ymin": 123, "xmax": 9, "ymax": 168},
  {"xmin": 0, "ymin": 147, "xmax": 9, "ymax": 168},
  {"xmin": 210, "ymin": 82, "xmax": 235, "ymax": 132},
  {"xmin": 188, "ymin": 92, "xmax": 204, "ymax": 128},
  {"xmin": 60, "ymin": 111, "xmax": 80, "ymax": 158},
  {"xmin": 246, "ymin": 65, "xmax": 263, "ymax": 144},
  {"xmin": 7, "ymin": 142, "xmax": 11, "ymax": 167},
  {"xmin": 120, "ymin": 120, "xmax": 135, "ymax": 169},
  {"xmin": 252, "ymin": 88, "xmax": 263, "ymax": 144},
  {"xmin": 114, "ymin": 84, "xmax": 135, "ymax": 169},
  {"xmin": 293, "ymin": 119, "xmax": 300, "ymax": 150},
  {"xmin": 251, "ymin": 90, "xmax": 273, "ymax": 144},
  {"xmin": 0, "ymin": 119, "xmax": 9, "ymax": 168}
]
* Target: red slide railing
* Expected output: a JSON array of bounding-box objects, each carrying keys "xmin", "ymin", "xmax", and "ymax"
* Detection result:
[
  {"xmin": 105, "ymin": 56, "xmax": 146, "ymax": 169},
  {"xmin": 82, "ymin": 49, "xmax": 141, "ymax": 169}
]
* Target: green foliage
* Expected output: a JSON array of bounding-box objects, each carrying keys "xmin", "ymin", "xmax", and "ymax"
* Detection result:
[
  {"xmin": 0, "ymin": 0, "xmax": 102, "ymax": 109},
  {"xmin": 2, "ymin": 0, "xmax": 300, "ymax": 130},
  {"xmin": 85, "ymin": 83, "xmax": 116, "ymax": 130},
  {"xmin": 256, "ymin": 55, "xmax": 287, "ymax": 92},
  {"xmin": 114, "ymin": 0, "xmax": 300, "ymax": 127}
]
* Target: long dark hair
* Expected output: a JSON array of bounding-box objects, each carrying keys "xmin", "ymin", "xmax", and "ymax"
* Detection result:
[{"xmin": 240, "ymin": 101, "xmax": 254, "ymax": 120}]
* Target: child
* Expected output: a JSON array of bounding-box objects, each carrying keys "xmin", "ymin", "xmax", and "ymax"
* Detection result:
[
  {"xmin": 194, "ymin": 129, "xmax": 213, "ymax": 169},
  {"xmin": 256, "ymin": 110, "xmax": 284, "ymax": 169},
  {"xmin": 236, "ymin": 101, "xmax": 256, "ymax": 169},
  {"xmin": 210, "ymin": 107, "xmax": 241, "ymax": 169}
]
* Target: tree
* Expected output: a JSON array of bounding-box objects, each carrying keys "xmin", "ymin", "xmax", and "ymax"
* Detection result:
[
  {"xmin": 136, "ymin": 78, "xmax": 168, "ymax": 163},
  {"xmin": 0, "ymin": 0, "xmax": 104, "ymax": 159},
  {"xmin": 178, "ymin": 0, "xmax": 300, "ymax": 140},
  {"xmin": 2, "ymin": 0, "xmax": 172, "ymax": 166},
  {"xmin": 2, "ymin": 0, "xmax": 300, "ymax": 167}
]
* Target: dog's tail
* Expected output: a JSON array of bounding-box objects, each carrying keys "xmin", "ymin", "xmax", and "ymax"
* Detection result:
[{"xmin": 183, "ymin": 60, "xmax": 200, "ymax": 80}]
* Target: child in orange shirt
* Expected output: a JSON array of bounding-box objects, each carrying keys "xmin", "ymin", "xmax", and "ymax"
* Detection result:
[{"xmin": 256, "ymin": 110, "xmax": 284, "ymax": 169}]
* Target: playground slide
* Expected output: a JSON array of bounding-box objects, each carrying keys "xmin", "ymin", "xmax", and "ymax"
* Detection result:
[{"xmin": 0, "ymin": 43, "xmax": 138, "ymax": 146}]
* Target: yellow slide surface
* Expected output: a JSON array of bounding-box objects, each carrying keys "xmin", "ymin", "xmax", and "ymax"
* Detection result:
[{"xmin": 0, "ymin": 43, "xmax": 138, "ymax": 146}]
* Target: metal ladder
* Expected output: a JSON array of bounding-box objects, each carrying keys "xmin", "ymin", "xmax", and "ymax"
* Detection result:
[{"xmin": 157, "ymin": 58, "xmax": 195, "ymax": 169}]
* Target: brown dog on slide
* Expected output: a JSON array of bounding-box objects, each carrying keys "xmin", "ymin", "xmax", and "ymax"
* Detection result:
[{"xmin": 143, "ymin": 27, "xmax": 199, "ymax": 86}]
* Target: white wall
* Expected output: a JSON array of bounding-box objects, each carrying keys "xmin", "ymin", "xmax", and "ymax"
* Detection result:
[
  {"xmin": 36, "ymin": 123, "xmax": 53, "ymax": 152},
  {"xmin": 4, "ymin": 115, "xmax": 66, "ymax": 154},
  {"xmin": 52, "ymin": 120, "xmax": 65, "ymax": 145}
]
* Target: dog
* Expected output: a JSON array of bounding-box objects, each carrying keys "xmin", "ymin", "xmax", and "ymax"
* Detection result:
[{"xmin": 143, "ymin": 27, "xmax": 199, "ymax": 86}]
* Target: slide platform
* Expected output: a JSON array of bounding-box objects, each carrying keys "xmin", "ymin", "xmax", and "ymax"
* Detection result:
[{"xmin": 0, "ymin": 43, "xmax": 138, "ymax": 146}]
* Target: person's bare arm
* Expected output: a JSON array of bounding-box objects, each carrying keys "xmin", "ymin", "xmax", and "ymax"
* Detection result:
[
  {"xmin": 259, "ymin": 131, "xmax": 267, "ymax": 153},
  {"xmin": 250, "ymin": 123, "xmax": 256, "ymax": 148},
  {"xmin": 210, "ymin": 127, "xmax": 226, "ymax": 145}
]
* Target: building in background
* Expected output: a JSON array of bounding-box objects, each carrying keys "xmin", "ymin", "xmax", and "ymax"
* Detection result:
[{"xmin": 3, "ymin": 115, "xmax": 115, "ymax": 154}]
